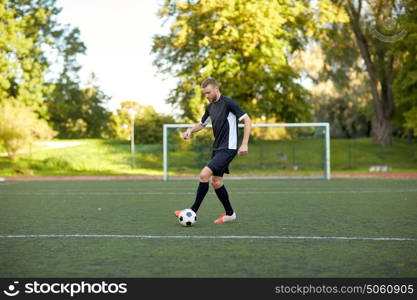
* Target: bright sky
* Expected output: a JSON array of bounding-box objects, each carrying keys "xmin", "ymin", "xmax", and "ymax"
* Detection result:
[{"xmin": 56, "ymin": 0, "xmax": 176, "ymax": 115}]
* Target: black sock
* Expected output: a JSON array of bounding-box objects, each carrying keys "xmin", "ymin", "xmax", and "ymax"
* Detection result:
[
  {"xmin": 215, "ymin": 185, "xmax": 234, "ymax": 216},
  {"xmin": 190, "ymin": 182, "xmax": 209, "ymax": 212}
]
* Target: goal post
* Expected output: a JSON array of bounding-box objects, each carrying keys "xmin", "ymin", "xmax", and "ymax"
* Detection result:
[{"xmin": 163, "ymin": 123, "xmax": 330, "ymax": 181}]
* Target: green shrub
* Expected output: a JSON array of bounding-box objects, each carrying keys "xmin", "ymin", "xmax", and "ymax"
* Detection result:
[
  {"xmin": 0, "ymin": 101, "xmax": 56, "ymax": 159},
  {"xmin": 42, "ymin": 156, "xmax": 73, "ymax": 169}
]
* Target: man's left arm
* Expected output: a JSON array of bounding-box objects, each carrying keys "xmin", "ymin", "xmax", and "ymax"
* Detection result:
[{"xmin": 238, "ymin": 115, "xmax": 251, "ymax": 155}]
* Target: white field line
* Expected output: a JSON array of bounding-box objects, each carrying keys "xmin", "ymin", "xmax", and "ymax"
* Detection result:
[{"xmin": 0, "ymin": 234, "xmax": 416, "ymax": 241}]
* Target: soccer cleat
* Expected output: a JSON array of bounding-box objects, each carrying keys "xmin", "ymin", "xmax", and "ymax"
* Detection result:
[
  {"xmin": 174, "ymin": 209, "xmax": 199, "ymax": 218},
  {"xmin": 213, "ymin": 212, "xmax": 236, "ymax": 224}
]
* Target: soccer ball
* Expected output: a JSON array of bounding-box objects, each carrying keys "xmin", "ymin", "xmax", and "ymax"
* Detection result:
[{"xmin": 178, "ymin": 209, "xmax": 197, "ymax": 227}]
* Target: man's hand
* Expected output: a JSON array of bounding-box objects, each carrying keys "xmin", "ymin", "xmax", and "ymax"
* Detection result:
[
  {"xmin": 183, "ymin": 129, "xmax": 192, "ymax": 140},
  {"xmin": 238, "ymin": 144, "xmax": 248, "ymax": 155}
]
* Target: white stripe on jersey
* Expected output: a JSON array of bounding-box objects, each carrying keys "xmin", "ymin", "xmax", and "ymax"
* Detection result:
[
  {"xmin": 227, "ymin": 112, "xmax": 237, "ymax": 150},
  {"xmin": 200, "ymin": 116, "xmax": 211, "ymax": 126},
  {"xmin": 239, "ymin": 113, "xmax": 248, "ymax": 121}
]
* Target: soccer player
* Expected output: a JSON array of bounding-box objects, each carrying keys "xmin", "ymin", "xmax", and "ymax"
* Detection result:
[{"xmin": 174, "ymin": 77, "xmax": 252, "ymax": 224}]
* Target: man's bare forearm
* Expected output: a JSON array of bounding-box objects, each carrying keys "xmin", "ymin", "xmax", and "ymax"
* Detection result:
[
  {"xmin": 190, "ymin": 123, "xmax": 205, "ymax": 134},
  {"xmin": 241, "ymin": 116, "xmax": 251, "ymax": 145},
  {"xmin": 184, "ymin": 123, "xmax": 205, "ymax": 139}
]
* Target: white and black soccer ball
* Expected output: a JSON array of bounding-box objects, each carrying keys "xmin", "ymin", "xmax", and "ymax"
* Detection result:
[{"xmin": 178, "ymin": 209, "xmax": 197, "ymax": 227}]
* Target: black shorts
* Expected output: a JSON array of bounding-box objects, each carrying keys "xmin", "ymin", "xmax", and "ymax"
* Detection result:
[{"xmin": 206, "ymin": 149, "xmax": 238, "ymax": 177}]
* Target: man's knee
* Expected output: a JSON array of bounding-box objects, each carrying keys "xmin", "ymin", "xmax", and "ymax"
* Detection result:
[
  {"xmin": 199, "ymin": 167, "xmax": 212, "ymax": 182},
  {"xmin": 199, "ymin": 173, "xmax": 209, "ymax": 182},
  {"xmin": 211, "ymin": 177, "xmax": 223, "ymax": 189}
]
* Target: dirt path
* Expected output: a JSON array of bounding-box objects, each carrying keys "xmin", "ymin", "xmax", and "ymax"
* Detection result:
[
  {"xmin": 0, "ymin": 141, "xmax": 84, "ymax": 157},
  {"xmin": 332, "ymin": 172, "xmax": 417, "ymax": 179},
  {"xmin": 2, "ymin": 172, "xmax": 417, "ymax": 181}
]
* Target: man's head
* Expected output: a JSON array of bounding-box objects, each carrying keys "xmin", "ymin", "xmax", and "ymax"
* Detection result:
[{"xmin": 201, "ymin": 77, "xmax": 221, "ymax": 102}]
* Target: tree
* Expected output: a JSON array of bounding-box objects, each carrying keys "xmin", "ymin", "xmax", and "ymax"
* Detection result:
[
  {"xmin": 304, "ymin": 0, "xmax": 416, "ymax": 144},
  {"xmin": 47, "ymin": 73, "xmax": 112, "ymax": 138},
  {"xmin": 391, "ymin": 1, "xmax": 417, "ymax": 138},
  {"xmin": 320, "ymin": 0, "xmax": 411, "ymax": 145},
  {"xmin": 110, "ymin": 101, "xmax": 176, "ymax": 144},
  {"xmin": 290, "ymin": 44, "xmax": 372, "ymax": 138},
  {"xmin": 0, "ymin": 0, "xmax": 60, "ymax": 154},
  {"xmin": 343, "ymin": 0, "xmax": 395, "ymax": 145},
  {"xmin": 152, "ymin": 0, "xmax": 315, "ymax": 123},
  {"xmin": 0, "ymin": 0, "xmax": 52, "ymax": 115}
]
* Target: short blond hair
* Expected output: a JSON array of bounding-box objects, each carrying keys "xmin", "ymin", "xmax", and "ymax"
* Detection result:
[{"xmin": 201, "ymin": 77, "xmax": 220, "ymax": 89}]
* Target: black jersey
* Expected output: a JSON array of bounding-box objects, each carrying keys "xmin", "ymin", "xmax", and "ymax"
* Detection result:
[{"xmin": 200, "ymin": 95, "xmax": 247, "ymax": 150}]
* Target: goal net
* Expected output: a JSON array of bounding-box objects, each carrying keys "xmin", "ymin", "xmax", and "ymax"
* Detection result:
[{"xmin": 163, "ymin": 123, "xmax": 330, "ymax": 181}]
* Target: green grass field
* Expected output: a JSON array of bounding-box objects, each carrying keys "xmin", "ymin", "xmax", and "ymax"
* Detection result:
[{"xmin": 1, "ymin": 178, "xmax": 416, "ymax": 277}]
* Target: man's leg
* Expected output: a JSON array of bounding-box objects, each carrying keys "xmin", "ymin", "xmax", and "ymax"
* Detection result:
[
  {"xmin": 190, "ymin": 166, "xmax": 212, "ymax": 213},
  {"xmin": 211, "ymin": 176, "xmax": 234, "ymax": 216}
]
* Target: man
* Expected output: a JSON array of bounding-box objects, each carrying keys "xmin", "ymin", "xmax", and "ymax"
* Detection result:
[{"xmin": 174, "ymin": 77, "xmax": 252, "ymax": 224}]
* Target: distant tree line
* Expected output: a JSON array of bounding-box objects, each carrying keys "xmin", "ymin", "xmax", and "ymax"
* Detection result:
[{"xmin": 1, "ymin": 0, "xmax": 416, "ymax": 160}]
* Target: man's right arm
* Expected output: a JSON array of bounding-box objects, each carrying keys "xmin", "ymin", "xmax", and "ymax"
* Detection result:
[{"xmin": 183, "ymin": 123, "xmax": 205, "ymax": 139}]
